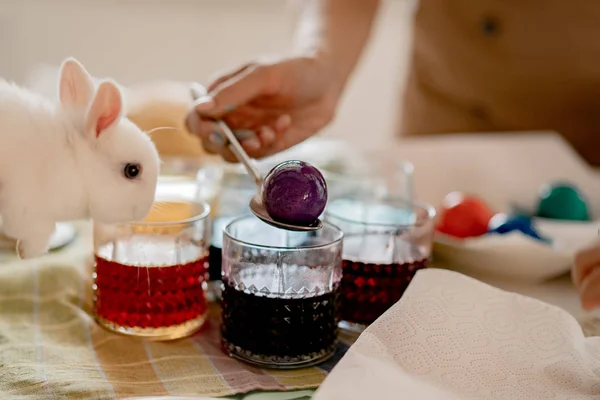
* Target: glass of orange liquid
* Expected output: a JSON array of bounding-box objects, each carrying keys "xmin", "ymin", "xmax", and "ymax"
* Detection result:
[{"xmin": 92, "ymin": 197, "xmax": 211, "ymax": 340}]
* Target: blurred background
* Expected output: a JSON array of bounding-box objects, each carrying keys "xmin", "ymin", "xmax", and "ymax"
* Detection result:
[{"xmin": 0, "ymin": 0, "xmax": 413, "ymax": 149}]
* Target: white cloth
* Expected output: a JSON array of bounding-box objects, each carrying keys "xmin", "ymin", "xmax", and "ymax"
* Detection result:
[{"xmin": 314, "ymin": 269, "xmax": 600, "ymax": 400}]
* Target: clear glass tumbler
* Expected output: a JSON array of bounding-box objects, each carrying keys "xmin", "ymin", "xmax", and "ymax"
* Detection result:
[
  {"xmin": 197, "ymin": 164, "xmax": 259, "ymax": 285},
  {"xmin": 324, "ymin": 197, "xmax": 436, "ymax": 333},
  {"xmin": 93, "ymin": 197, "xmax": 211, "ymax": 341},
  {"xmin": 220, "ymin": 215, "xmax": 344, "ymax": 369}
]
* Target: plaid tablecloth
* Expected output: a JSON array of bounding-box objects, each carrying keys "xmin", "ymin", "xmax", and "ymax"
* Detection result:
[{"xmin": 0, "ymin": 222, "xmax": 351, "ymax": 399}]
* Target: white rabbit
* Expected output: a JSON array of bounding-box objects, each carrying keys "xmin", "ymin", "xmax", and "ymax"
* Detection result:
[{"xmin": 0, "ymin": 57, "xmax": 160, "ymax": 259}]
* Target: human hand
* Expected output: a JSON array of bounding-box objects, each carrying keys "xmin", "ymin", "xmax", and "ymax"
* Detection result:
[
  {"xmin": 185, "ymin": 56, "xmax": 342, "ymax": 162},
  {"xmin": 572, "ymin": 238, "xmax": 600, "ymax": 310}
]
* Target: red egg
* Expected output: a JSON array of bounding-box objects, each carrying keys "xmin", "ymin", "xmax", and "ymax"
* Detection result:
[{"xmin": 436, "ymin": 192, "xmax": 494, "ymax": 238}]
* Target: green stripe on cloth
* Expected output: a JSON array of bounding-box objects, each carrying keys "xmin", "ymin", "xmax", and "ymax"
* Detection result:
[
  {"xmin": 0, "ymin": 222, "xmax": 353, "ymax": 399},
  {"xmin": 227, "ymin": 390, "xmax": 316, "ymax": 399}
]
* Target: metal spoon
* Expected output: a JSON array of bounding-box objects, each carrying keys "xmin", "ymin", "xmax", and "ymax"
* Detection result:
[
  {"xmin": 216, "ymin": 120, "xmax": 323, "ymax": 232},
  {"xmin": 189, "ymin": 83, "xmax": 323, "ymax": 231}
]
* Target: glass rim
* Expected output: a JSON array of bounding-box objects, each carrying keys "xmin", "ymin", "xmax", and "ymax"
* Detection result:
[
  {"xmin": 223, "ymin": 215, "xmax": 344, "ymax": 251},
  {"xmin": 324, "ymin": 196, "xmax": 436, "ymax": 229},
  {"xmin": 122, "ymin": 197, "xmax": 211, "ymax": 227}
]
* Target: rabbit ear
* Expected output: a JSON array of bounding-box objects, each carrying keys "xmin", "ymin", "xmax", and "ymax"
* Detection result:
[
  {"xmin": 85, "ymin": 81, "xmax": 123, "ymax": 138},
  {"xmin": 58, "ymin": 58, "xmax": 94, "ymax": 106}
]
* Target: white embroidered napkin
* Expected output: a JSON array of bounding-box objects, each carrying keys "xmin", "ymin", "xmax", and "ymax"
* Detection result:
[{"xmin": 314, "ymin": 269, "xmax": 600, "ymax": 400}]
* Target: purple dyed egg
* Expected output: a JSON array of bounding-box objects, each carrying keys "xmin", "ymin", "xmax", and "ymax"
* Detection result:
[{"xmin": 262, "ymin": 160, "xmax": 328, "ymax": 226}]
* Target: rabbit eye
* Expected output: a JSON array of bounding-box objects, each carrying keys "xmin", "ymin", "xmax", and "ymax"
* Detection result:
[{"xmin": 123, "ymin": 163, "xmax": 141, "ymax": 179}]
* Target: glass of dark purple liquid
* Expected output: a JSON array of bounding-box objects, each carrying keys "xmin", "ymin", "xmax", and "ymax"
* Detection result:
[
  {"xmin": 324, "ymin": 197, "xmax": 436, "ymax": 333},
  {"xmin": 220, "ymin": 215, "xmax": 343, "ymax": 369}
]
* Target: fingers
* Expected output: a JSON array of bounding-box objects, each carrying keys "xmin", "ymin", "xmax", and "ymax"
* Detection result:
[
  {"xmin": 242, "ymin": 101, "xmax": 332, "ymax": 159},
  {"xmin": 579, "ymin": 266, "xmax": 600, "ymax": 310},
  {"xmin": 222, "ymin": 105, "xmax": 273, "ymax": 130},
  {"xmin": 242, "ymin": 114, "xmax": 292, "ymax": 158},
  {"xmin": 185, "ymin": 111, "xmax": 291, "ymax": 163},
  {"xmin": 186, "ymin": 62, "xmax": 284, "ymax": 161},
  {"xmin": 573, "ymin": 238, "xmax": 600, "ymax": 287},
  {"xmin": 258, "ymin": 125, "xmax": 276, "ymax": 148},
  {"xmin": 186, "ymin": 116, "xmax": 237, "ymax": 161},
  {"xmin": 186, "ymin": 102, "xmax": 289, "ymax": 151},
  {"xmin": 206, "ymin": 64, "xmax": 253, "ymax": 93},
  {"xmin": 573, "ymin": 238, "xmax": 600, "ymax": 311},
  {"xmin": 193, "ymin": 65, "xmax": 276, "ymax": 118}
]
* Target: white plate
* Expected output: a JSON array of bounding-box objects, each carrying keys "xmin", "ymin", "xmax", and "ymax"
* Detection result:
[{"xmin": 433, "ymin": 217, "xmax": 600, "ymax": 283}]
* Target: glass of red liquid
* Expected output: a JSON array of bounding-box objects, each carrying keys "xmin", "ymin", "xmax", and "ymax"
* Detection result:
[
  {"xmin": 93, "ymin": 198, "xmax": 211, "ymax": 341},
  {"xmin": 220, "ymin": 215, "xmax": 343, "ymax": 369},
  {"xmin": 324, "ymin": 197, "xmax": 436, "ymax": 333}
]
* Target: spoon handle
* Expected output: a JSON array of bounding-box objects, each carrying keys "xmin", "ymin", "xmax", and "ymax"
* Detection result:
[
  {"xmin": 216, "ymin": 120, "xmax": 263, "ymax": 187},
  {"xmin": 188, "ymin": 83, "xmax": 264, "ymax": 188}
]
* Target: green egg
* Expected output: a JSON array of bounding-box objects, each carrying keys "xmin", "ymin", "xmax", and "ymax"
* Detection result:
[{"xmin": 536, "ymin": 182, "xmax": 591, "ymax": 221}]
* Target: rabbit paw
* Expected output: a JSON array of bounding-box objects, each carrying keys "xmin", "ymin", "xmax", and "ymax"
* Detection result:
[
  {"xmin": 16, "ymin": 236, "xmax": 51, "ymax": 259},
  {"xmin": 1, "ymin": 214, "xmax": 55, "ymax": 259}
]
